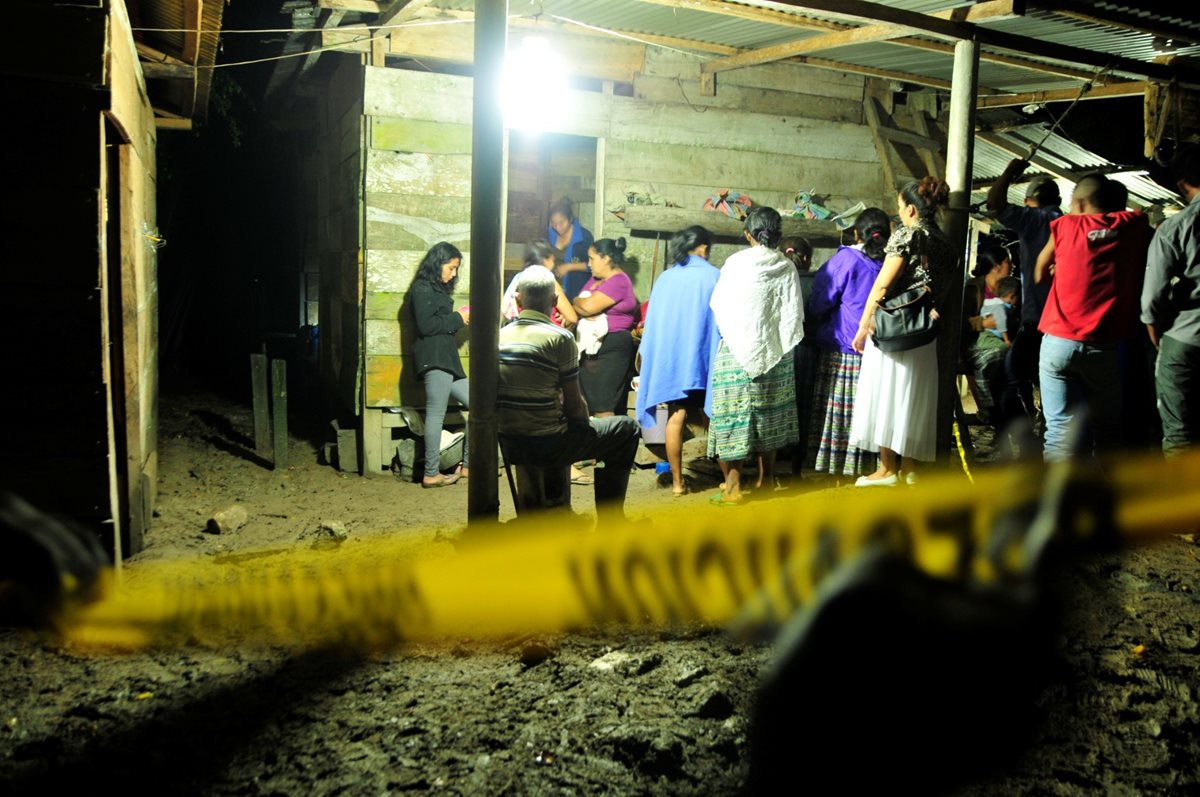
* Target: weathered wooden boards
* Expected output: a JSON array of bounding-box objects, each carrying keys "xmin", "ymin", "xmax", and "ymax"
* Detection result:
[
  {"xmin": 316, "ymin": 58, "xmax": 366, "ymax": 418},
  {"xmin": 348, "ymin": 52, "xmax": 897, "ymax": 470},
  {"xmin": 622, "ymin": 206, "xmax": 841, "ymax": 246}
]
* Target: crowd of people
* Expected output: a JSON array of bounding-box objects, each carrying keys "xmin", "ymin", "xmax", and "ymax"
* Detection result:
[{"xmin": 406, "ymin": 145, "xmax": 1200, "ymax": 513}]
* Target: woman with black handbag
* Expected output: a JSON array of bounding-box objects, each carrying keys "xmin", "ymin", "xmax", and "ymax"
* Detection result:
[{"xmin": 849, "ymin": 177, "xmax": 957, "ymax": 486}]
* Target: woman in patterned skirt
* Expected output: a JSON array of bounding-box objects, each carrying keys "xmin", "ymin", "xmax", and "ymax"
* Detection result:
[
  {"xmin": 805, "ymin": 208, "xmax": 891, "ymax": 479},
  {"xmin": 706, "ymin": 207, "xmax": 806, "ymax": 505}
]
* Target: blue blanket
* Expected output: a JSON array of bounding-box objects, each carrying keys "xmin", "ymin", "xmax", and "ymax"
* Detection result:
[{"xmin": 635, "ymin": 255, "xmax": 722, "ymax": 428}]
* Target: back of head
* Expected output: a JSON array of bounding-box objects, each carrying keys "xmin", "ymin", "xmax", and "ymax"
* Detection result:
[
  {"xmin": 523, "ymin": 239, "xmax": 559, "ymax": 268},
  {"xmin": 779, "ymin": 236, "xmax": 813, "ymax": 271},
  {"xmin": 900, "ymin": 176, "xmax": 951, "ymax": 221},
  {"xmin": 745, "ymin": 206, "xmax": 783, "ymax": 248},
  {"xmin": 854, "ymin": 207, "xmax": 891, "ymax": 262},
  {"xmin": 997, "ymin": 276, "xmax": 1022, "ymax": 300},
  {"xmin": 593, "ymin": 236, "xmax": 627, "ymax": 266},
  {"xmin": 1172, "ymin": 142, "xmax": 1200, "ymax": 192},
  {"xmin": 667, "ymin": 225, "xmax": 713, "ymax": 267},
  {"xmin": 514, "ymin": 265, "xmax": 557, "ymax": 313},
  {"xmin": 1099, "ymin": 178, "xmax": 1129, "ymax": 212},
  {"xmin": 1072, "ymin": 173, "xmax": 1109, "ymax": 213},
  {"xmin": 1025, "ymin": 176, "xmax": 1061, "ymax": 209}
]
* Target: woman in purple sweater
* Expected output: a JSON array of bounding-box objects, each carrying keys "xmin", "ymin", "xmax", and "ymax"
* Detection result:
[{"xmin": 805, "ymin": 208, "xmax": 891, "ymax": 478}]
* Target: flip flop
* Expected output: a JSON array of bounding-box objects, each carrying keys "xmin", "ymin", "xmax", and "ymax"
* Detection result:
[
  {"xmin": 570, "ymin": 474, "xmax": 594, "ymax": 486},
  {"xmin": 421, "ymin": 473, "xmax": 461, "ymax": 489},
  {"xmin": 708, "ymin": 492, "xmax": 742, "ymax": 507}
]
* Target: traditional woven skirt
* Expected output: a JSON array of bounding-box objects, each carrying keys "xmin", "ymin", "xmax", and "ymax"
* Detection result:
[
  {"xmin": 849, "ymin": 337, "xmax": 938, "ymax": 462},
  {"xmin": 809, "ymin": 349, "xmax": 877, "ymax": 476},
  {"xmin": 707, "ymin": 341, "xmax": 799, "ymax": 461}
]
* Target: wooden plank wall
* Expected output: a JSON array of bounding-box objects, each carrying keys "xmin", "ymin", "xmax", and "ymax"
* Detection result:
[
  {"xmin": 608, "ymin": 50, "xmax": 883, "ymax": 286},
  {"xmin": 315, "ymin": 55, "xmax": 366, "ymax": 415},
  {"xmin": 108, "ymin": 0, "xmax": 158, "ymax": 556},
  {"xmin": 0, "ymin": 0, "xmax": 158, "ymax": 556},
  {"xmin": 354, "ymin": 57, "xmax": 893, "ymax": 404},
  {"xmin": 362, "ymin": 66, "xmax": 472, "ymax": 411}
]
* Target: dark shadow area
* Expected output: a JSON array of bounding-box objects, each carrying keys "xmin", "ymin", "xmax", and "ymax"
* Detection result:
[
  {"xmin": 3, "ymin": 650, "xmax": 366, "ymax": 794},
  {"xmin": 191, "ymin": 408, "xmax": 255, "ymax": 450}
]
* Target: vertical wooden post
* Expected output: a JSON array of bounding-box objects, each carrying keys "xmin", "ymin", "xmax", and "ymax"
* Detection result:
[
  {"xmin": 251, "ymin": 352, "xmax": 271, "ymax": 456},
  {"xmin": 467, "ymin": 0, "xmax": 507, "ymax": 522},
  {"xmin": 271, "ymin": 358, "xmax": 288, "ymax": 470},
  {"xmin": 938, "ymin": 38, "xmax": 980, "ymax": 463}
]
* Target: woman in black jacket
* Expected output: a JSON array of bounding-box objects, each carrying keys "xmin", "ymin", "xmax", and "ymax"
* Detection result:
[{"xmin": 411, "ymin": 242, "xmax": 470, "ymax": 488}]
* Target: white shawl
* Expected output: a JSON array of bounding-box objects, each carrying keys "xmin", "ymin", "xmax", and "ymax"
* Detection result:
[{"xmin": 709, "ymin": 245, "xmax": 805, "ymax": 379}]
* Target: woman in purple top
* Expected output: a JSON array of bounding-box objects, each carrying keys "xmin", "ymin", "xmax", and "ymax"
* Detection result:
[
  {"xmin": 805, "ymin": 208, "xmax": 890, "ymax": 478},
  {"xmin": 573, "ymin": 237, "xmax": 640, "ymax": 416}
]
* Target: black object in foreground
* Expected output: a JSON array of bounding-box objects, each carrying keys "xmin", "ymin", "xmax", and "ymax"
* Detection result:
[{"xmin": 0, "ymin": 492, "xmax": 111, "ymax": 627}]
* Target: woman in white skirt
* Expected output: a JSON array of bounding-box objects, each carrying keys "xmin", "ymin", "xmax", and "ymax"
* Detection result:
[{"xmin": 850, "ymin": 177, "xmax": 958, "ymax": 486}]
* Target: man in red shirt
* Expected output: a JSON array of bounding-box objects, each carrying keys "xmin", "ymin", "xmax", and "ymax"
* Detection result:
[{"xmin": 1033, "ymin": 174, "xmax": 1151, "ymax": 461}]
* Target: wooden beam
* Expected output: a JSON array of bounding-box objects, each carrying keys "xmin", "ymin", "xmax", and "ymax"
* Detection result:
[
  {"xmin": 878, "ymin": 125, "xmax": 942, "ymax": 151},
  {"xmin": 182, "ymin": 0, "xmax": 203, "ymax": 64},
  {"xmin": 622, "ymin": 205, "xmax": 841, "ymax": 245},
  {"xmin": 705, "ymin": 0, "xmax": 1020, "ymax": 73},
  {"xmin": 975, "ymin": 81, "xmax": 1149, "ymax": 108},
  {"xmin": 864, "ymin": 94, "xmax": 899, "ymax": 194},
  {"xmin": 764, "ymin": 0, "xmax": 977, "ymax": 41},
  {"xmin": 318, "ymin": 0, "xmax": 382, "ymax": 11},
  {"xmin": 155, "ymin": 118, "xmax": 194, "ymax": 130},
  {"xmin": 299, "ymin": 9, "xmax": 347, "ymax": 76},
  {"xmin": 142, "ymin": 61, "xmax": 192, "ymax": 79},
  {"xmin": 136, "ymin": 41, "xmax": 188, "ymax": 67},
  {"xmin": 909, "ymin": 109, "xmax": 946, "ymax": 175},
  {"xmin": 377, "ymin": 0, "xmax": 436, "ymax": 27},
  {"xmin": 705, "ymin": 23, "xmax": 913, "ymax": 72}
]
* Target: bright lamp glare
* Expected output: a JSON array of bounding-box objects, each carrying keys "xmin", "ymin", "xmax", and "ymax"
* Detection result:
[{"xmin": 502, "ymin": 36, "xmax": 570, "ymax": 132}]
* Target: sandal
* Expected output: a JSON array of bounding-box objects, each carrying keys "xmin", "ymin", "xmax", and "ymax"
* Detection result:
[
  {"xmin": 422, "ymin": 473, "xmax": 461, "ymax": 489},
  {"xmin": 708, "ymin": 491, "xmax": 743, "ymax": 507},
  {"xmin": 570, "ymin": 473, "xmax": 594, "ymax": 486}
]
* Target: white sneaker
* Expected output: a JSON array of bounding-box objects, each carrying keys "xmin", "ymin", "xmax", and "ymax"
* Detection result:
[{"xmin": 855, "ymin": 474, "xmax": 898, "ymax": 487}]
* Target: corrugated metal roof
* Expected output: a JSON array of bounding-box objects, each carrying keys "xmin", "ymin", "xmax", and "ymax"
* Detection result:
[
  {"xmin": 133, "ymin": 0, "xmax": 227, "ymax": 120},
  {"xmin": 426, "ymin": 0, "xmax": 1197, "ymax": 97},
  {"xmin": 972, "ymin": 123, "xmax": 1182, "ymax": 209}
]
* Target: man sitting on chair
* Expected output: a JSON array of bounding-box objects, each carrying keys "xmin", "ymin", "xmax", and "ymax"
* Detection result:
[{"xmin": 498, "ymin": 265, "xmax": 640, "ymax": 521}]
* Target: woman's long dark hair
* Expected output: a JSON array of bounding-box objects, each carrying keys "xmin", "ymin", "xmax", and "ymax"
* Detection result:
[
  {"xmin": 593, "ymin": 237, "xmax": 627, "ymax": 267},
  {"xmin": 523, "ymin": 239, "xmax": 559, "ymax": 268},
  {"xmin": 667, "ymin": 226, "xmax": 713, "ymax": 267},
  {"xmin": 744, "ymin": 206, "xmax": 783, "ymax": 248},
  {"xmin": 899, "ymin": 176, "xmax": 950, "ymax": 221},
  {"xmin": 972, "ymin": 239, "xmax": 1010, "ymax": 280},
  {"xmin": 413, "ymin": 241, "xmax": 463, "ymax": 293},
  {"xmin": 855, "ymin": 208, "xmax": 891, "ymax": 263}
]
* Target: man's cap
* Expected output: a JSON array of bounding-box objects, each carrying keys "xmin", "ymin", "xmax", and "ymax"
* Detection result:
[{"xmin": 1025, "ymin": 175, "xmax": 1059, "ymax": 200}]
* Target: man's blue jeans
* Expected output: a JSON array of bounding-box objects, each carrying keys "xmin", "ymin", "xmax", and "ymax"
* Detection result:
[{"xmin": 1038, "ymin": 333, "xmax": 1122, "ymax": 462}]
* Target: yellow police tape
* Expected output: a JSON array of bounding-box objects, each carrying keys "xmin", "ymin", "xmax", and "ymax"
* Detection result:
[{"xmin": 60, "ymin": 448, "xmax": 1200, "ymax": 652}]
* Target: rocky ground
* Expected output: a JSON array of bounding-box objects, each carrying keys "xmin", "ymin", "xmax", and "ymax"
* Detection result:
[{"xmin": 1, "ymin": 391, "xmax": 1198, "ymax": 795}]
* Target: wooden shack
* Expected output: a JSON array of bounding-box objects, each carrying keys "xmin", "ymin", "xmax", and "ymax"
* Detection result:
[
  {"xmin": 299, "ymin": 30, "xmax": 944, "ymax": 473},
  {"xmin": 0, "ymin": 0, "xmax": 223, "ymax": 557}
]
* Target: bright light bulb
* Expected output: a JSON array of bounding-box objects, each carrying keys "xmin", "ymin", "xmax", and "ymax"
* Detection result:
[{"xmin": 502, "ymin": 36, "xmax": 570, "ymax": 132}]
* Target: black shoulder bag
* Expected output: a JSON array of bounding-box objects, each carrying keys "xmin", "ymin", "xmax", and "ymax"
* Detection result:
[{"xmin": 872, "ymin": 250, "xmax": 939, "ymax": 352}]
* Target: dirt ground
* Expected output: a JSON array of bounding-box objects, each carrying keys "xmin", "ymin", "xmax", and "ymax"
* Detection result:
[{"xmin": 2, "ymin": 391, "xmax": 1199, "ymax": 795}]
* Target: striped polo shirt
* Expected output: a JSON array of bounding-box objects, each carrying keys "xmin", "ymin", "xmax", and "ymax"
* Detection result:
[{"xmin": 498, "ymin": 309, "xmax": 580, "ymax": 437}]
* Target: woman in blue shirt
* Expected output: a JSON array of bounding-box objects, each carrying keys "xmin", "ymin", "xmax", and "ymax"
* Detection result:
[{"xmin": 547, "ymin": 198, "xmax": 594, "ymax": 301}]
